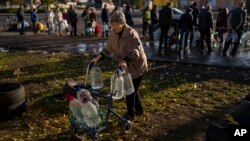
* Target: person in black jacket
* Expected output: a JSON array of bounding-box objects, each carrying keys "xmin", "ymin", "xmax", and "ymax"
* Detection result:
[
  {"xmin": 16, "ymin": 5, "xmax": 25, "ymax": 35},
  {"xmin": 101, "ymin": 4, "xmax": 109, "ymax": 37},
  {"xmin": 67, "ymin": 5, "xmax": 78, "ymax": 36},
  {"xmin": 124, "ymin": 5, "xmax": 134, "ymax": 27},
  {"xmin": 158, "ymin": 2, "xmax": 173, "ymax": 55},
  {"xmin": 179, "ymin": 8, "xmax": 193, "ymax": 49},
  {"xmin": 149, "ymin": 5, "xmax": 158, "ymax": 40},
  {"xmin": 198, "ymin": 5, "xmax": 213, "ymax": 52},
  {"xmin": 222, "ymin": 1, "xmax": 246, "ymax": 55},
  {"xmin": 190, "ymin": 2, "xmax": 199, "ymax": 47}
]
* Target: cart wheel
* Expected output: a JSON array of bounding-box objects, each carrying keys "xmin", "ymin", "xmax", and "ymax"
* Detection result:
[
  {"xmin": 70, "ymin": 125, "xmax": 78, "ymax": 139},
  {"xmin": 92, "ymin": 133, "xmax": 98, "ymax": 141},
  {"xmin": 123, "ymin": 120, "xmax": 132, "ymax": 132}
]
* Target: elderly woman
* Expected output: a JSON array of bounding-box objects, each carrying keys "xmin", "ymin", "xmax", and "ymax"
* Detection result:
[{"xmin": 91, "ymin": 11, "xmax": 148, "ymax": 120}]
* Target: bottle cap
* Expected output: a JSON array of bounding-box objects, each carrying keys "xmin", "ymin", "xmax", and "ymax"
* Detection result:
[
  {"xmin": 78, "ymin": 89, "xmax": 92, "ymax": 103},
  {"xmin": 65, "ymin": 94, "xmax": 75, "ymax": 101}
]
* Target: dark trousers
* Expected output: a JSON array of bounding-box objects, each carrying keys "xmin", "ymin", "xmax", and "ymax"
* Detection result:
[
  {"xmin": 200, "ymin": 30, "xmax": 212, "ymax": 50},
  {"xmin": 32, "ymin": 21, "xmax": 38, "ymax": 34},
  {"xmin": 70, "ymin": 23, "xmax": 77, "ymax": 36},
  {"xmin": 149, "ymin": 24, "xmax": 158, "ymax": 40},
  {"xmin": 143, "ymin": 21, "xmax": 149, "ymax": 36},
  {"xmin": 159, "ymin": 25, "xmax": 170, "ymax": 53},
  {"xmin": 125, "ymin": 75, "xmax": 144, "ymax": 117},
  {"xmin": 19, "ymin": 20, "xmax": 24, "ymax": 35},
  {"xmin": 223, "ymin": 30, "xmax": 243, "ymax": 54},
  {"xmin": 179, "ymin": 28, "xmax": 191, "ymax": 48}
]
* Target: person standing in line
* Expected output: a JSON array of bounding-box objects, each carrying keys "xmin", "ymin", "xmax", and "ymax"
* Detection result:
[
  {"xmin": 215, "ymin": 8, "xmax": 228, "ymax": 46},
  {"xmin": 90, "ymin": 11, "xmax": 147, "ymax": 120},
  {"xmin": 222, "ymin": 1, "xmax": 246, "ymax": 55},
  {"xmin": 89, "ymin": 7, "xmax": 98, "ymax": 36},
  {"xmin": 179, "ymin": 8, "xmax": 193, "ymax": 49},
  {"xmin": 149, "ymin": 5, "xmax": 159, "ymax": 41},
  {"xmin": 55, "ymin": 8, "xmax": 63, "ymax": 36},
  {"xmin": 31, "ymin": 9, "xmax": 38, "ymax": 35},
  {"xmin": 198, "ymin": 5, "xmax": 213, "ymax": 52},
  {"xmin": 142, "ymin": 5, "xmax": 151, "ymax": 38},
  {"xmin": 81, "ymin": 6, "xmax": 90, "ymax": 35},
  {"xmin": 67, "ymin": 5, "xmax": 78, "ymax": 36},
  {"xmin": 190, "ymin": 2, "xmax": 200, "ymax": 47},
  {"xmin": 124, "ymin": 5, "xmax": 134, "ymax": 27},
  {"xmin": 17, "ymin": 5, "xmax": 25, "ymax": 35},
  {"xmin": 111, "ymin": 6, "xmax": 118, "ymax": 16},
  {"xmin": 101, "ymin": 4, "xmax": 109, "ymax": 37},
  {"xmin": 62, "ymin": 8, "xmax": 68, "ymax": 20},
  {"xmin": 158, "ymin": 2, "xmax": 173, "ymax": 55},
  {"xmin": 45, "ymin": 6, "xmax": 55, "ymax": 35}
]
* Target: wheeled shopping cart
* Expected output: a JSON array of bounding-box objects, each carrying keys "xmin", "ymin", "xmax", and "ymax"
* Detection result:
[{"xmin": 63, "ymin": 64, "xmax": 132, "ymax": 141}]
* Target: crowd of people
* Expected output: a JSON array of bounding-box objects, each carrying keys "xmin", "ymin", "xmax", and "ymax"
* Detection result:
[
  {"xmin": 16, "ymin": 1, "xmax": 248, "ymax": 56},
  {"xmin": 141, "ymin": 1, "xmax": 247, "ymax": 56}
]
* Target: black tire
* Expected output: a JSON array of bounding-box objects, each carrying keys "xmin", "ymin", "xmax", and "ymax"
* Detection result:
[
  {"xmin": 0, "ymin": 83, "xmax": 26, "ymax": 121},
  {"xmin": 123, "ymin": 120, "xmax": 132, "ymax": 132}
]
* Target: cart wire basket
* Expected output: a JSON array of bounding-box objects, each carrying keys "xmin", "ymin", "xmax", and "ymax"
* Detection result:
[{"xmin": 63, "ymin": 63, "xmax": 132, "ymax": 141}]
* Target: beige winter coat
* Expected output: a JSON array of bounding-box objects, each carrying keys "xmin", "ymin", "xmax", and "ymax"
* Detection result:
[{"xmin": 102, "ymin": 25, "xmax": 148, "ymax": 79}]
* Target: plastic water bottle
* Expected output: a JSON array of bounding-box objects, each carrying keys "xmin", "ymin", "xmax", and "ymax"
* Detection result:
[
  {"xmin": 80, "ymin": 102, "xmax": 101, "ymax": 128},
  {"xmin": 90, "ymin": 64, "xmax": 103, "ymax": 90},
  {"xmin": 76, "ymin": 88, "xmax": 99, "ymax": 109},
  {"xmin": 67, "ymin": 95, "xmax": 82, "ymax": 122},
  {"xmin": 77, "ymin": 89, "xmax": 101, "ymax": 128},
  {"xmin": 110, "ymin": 69, "xmax": 124, "ymax": 99},
  {"xmin": 123, "ymin": 72, "xmax": 134, "ymax": 95}
]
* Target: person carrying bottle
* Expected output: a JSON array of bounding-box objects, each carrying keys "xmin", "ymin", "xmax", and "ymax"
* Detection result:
[
  {"xmin": 91, "ymin": 11, "xmax": 148, "ymax": 120},
  {"xmin": 222, "ymin": 1, "xmax": 246, "ymax": 55}
]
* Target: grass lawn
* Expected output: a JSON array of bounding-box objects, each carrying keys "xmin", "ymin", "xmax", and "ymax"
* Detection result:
[{"xmin": 0, "ymin": 52, "xmax": 249, "ymax": 141}]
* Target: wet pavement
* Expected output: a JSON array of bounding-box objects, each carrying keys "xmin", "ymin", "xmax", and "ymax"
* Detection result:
[
  {"xmin": 0, "ymin": 33, "xmax": 250, "ymax": 69},
  {"xmin": 68, "ymin": 40, "xmax": 250, "ymax": 69}
]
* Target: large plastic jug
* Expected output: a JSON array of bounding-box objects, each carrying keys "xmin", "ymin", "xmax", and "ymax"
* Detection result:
[
  {"xmin": 89, "ymin": 64, "xmax": 103, "ymax": 90},
  {"xmin": 67, "ymin": 95, "xmax": 82, "ymax": 122},
  {"xmin": 110, "ymin": 69, "xmax": 124, "ymax": 100},
  {"xmin": 77, "ymin": 89, "xmax": 101, "ymax": 128},
  {"xmin": 123, "ymin": 72, "xmax": 134, "ymax": 95}
]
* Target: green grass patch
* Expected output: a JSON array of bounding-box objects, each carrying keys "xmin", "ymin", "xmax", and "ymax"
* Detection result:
[{"xmin": 0, "ymin": 52, "xmax": 249, "ymax": 141}]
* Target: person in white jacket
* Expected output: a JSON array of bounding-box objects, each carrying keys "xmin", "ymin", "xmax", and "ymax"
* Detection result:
[{"xmin": 45, "ymin": 7, "xmax": 55, "ymax": 34}]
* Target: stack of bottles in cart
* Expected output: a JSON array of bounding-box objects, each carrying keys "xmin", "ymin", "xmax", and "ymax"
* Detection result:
[{"xmin": 67, "ymin": 89, "xmax": 101, "ymax": 128}]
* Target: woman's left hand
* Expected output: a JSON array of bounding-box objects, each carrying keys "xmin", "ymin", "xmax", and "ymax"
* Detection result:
[{"xmin": 118, "ymin": 60, "xmax": 127, "ymax": 70}]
